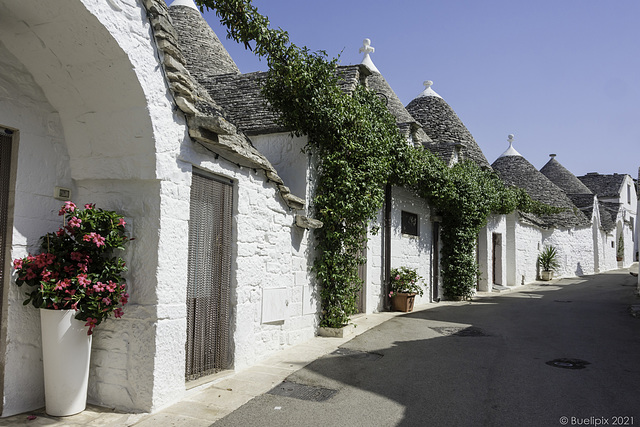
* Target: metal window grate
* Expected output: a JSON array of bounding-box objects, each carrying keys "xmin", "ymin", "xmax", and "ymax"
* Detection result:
[
  {"xmin": 185, "ymin": 172, "xmax": 233, "ymax": 381},
  {"xmin": 0, "ymin": 133, "xmax": 12, "ymax": 321}
]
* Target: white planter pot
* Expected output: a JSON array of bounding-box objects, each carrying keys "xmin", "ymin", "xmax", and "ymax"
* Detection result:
[
  {"xmin": 540, "ymin": 270, "xmax": 554, "ymax": 281},
  {"xmin": 40, "ymin": 309, "xmax": 92, "ymax": 416}
]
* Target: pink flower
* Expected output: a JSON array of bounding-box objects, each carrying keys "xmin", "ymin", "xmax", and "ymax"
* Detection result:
[
  {"xmin": 58, "ymin": 201, "xmax": 76, "ymax": 216},
  {"xmin": 114, "ymin": 308, "xmax": 124, "ymax": 319},
  {"xmin": 77, "ymin": 274, "xmax": 91, "ymax": 287},
  {"xmin": 56, "ymin": 228, "xmax": 66, "ymax": 237},
  {"xmin": 118, "ymin": 218, "xmax": 126, "ymax": 227},
  {"xmin": 120, "ymin": 292, "xmax": 129, "ymax": 305},
  {"xmin": 84, "ymin": 317, "xmax": 98, "ymax": 335},
  {"xmin": 102, "ymin": 297, "xmax": 111, "ymax": 306},
  {"xmin": 83, "ymin": 232, "xmax": 106, "ymax": 248},
  {"xmin": 84, "ymin": 203, "xmax": 95, "ymax": 210},
  {"xmin": 68, "ymin": 217, "xmax": 82, "ymax": 228},
  {"xmin": 106, "ymin": 281, "xmax": 117, "ymax": 292},
  {"xmin": 13, "ymin": 258, "xmax": 23, "ymax": 270},
  {"xmin": 25, "ymin": 269, "xmax": 37, "ymax": 280},
  {"xmin": 395, "ymin": 275, "xmax": 400, "ymax": 281},
  {"xmin": 93, "ymin": 282, "xmax": 105, "ymax": 292}
]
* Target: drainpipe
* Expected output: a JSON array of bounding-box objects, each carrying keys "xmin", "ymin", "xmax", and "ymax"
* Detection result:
[{"xmin": 384, "ymin": 183, "xmax": 392, "ymax": 310}]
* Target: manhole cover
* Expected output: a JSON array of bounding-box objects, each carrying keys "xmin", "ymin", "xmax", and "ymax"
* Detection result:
[
  {"xmin": 331, "ymin": 348, "xmax": 383, "ymax": 360},
  {"xmin": 430, "ymin": 326, "xmax": 488, "ymax": 337},
  {"xmin": 267, "ymin": 381, "xmax": 337, "ymax": 402},
  {"xmin": 545, "ymin": 358, "xmax": 590, "ymax": 369}
]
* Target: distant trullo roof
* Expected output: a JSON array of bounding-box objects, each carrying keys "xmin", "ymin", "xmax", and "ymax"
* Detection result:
[
  {"xmin": 540, "ymin": 155, "xmax": 593, "ymax": 195},
  {"xmin": 168, "ymin": 0, "xmax": 240, "ymax": 83},
  {"xmin": 491, "ymin": 138, "xmax": 590, "ymax": 229},
  {"xmin": 405, "ymin": 81, "xmax": 491, "ymax": 170},
  {"xmin": 577, "ymin": 172, "xmax": 628, "ymax": 199},
  {"xmin": 358, "ymin": 39, "xmax": 431, "ymax": 144}
]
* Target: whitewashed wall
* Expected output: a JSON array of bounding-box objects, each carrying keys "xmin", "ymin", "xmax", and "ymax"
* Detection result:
[
  {"xmin": 388, "ymin": 187, "xmax": 433, "ymax": 305},
  {"xmin": 180, "ymin": 143, "xmax": 318, "ymax": 372},
  {"xmin": 0, "ymin": 43, "xmax": 75, "ymax": 416},
  {"xmin": 0, "ymin": 0, "xmax": 187, "ymax": 415},
  {"xmin": 478, "ymin": 214, "xmax": 507, "ymax": 292},
  {"xmin": 542, "ymin": 226, "xmax": 594, "ymax": 278},
  {"xmin": 506, "ymin": 213, "xmax": 543, "ymax": 286}
]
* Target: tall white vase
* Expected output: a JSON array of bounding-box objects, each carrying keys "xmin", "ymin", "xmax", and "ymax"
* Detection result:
[{"xmin": 40, "ymin": 308, "xmax": 92, "ymax": 416}]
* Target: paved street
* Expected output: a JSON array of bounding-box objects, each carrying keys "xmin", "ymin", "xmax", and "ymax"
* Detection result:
[{"xmin": 215, "ymin": 270, "xmax": 640, "ymax": 427}]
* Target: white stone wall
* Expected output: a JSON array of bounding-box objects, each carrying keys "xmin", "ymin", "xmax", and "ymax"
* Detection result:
[
  {"xmin": 0, "ymin": 0, "xmax": 189, "ymax": 415},
  {"xmin": 366, "ymin": 211, "xmax": 385, "ymax": 313},
  {"xmin": 388, "ymin": 186, "xmax": 433, "ymax": 305},
  {"xmin": 250, "ymin": 133, "xmax": 310, "ymax": 202},
  {"xmin": 506, "ymin": 213, "xmax": 543, "ymax": 286},
  {"xmin": 478, "ymin": 215, "xmax": 507, "ymax": 291},
  {"xmin": 210, "ymin": 132, "xmax": 319, "ymax": 369},
  {"xmin": 0, "ymin": 43, "xmax": 76, "ymax": 416},
  {"xmin": 542, "ymin": 226, "xmax": 594, "ymax": 278}
]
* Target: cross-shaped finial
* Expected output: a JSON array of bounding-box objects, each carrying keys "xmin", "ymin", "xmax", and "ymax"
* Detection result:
[
  {"xmin": 359, "ymin": 38, "xmax": 380, "ymax": 73},
  {"xmin": 508, "ymin": 134, "xmax": 515, "ymax": 144},
  {"xmin": 359, "ymin": 38, "xmax": 375, "ymax": 56}
]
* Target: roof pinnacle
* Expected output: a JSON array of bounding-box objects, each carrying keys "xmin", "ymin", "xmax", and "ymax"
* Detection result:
[
  {"xmin": 169, "ymin": 0, "xmax": 199, "ymax": 10},
  {"xmin": 499, "ymin": 134, "xmax": 522, "ymax": 158},
  {"xmin": 359, "ymin": 38, "xmax": 380, "ymax": 74},
  {"xmin": 416, "ymin": 79, "xmax": 442, "ymax": 99}
]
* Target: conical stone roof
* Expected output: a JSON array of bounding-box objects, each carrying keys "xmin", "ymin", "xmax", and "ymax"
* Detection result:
[
  {"xmin": 540, "ymin": 155, "xmax": 593, "ymax": 195},
  {"xmin": 491, "ymin": 148, "xmax": 590, "ymax": 229},
  {"xmin": 358, "ymin": 39, "xmax": 430, "ymax": 144},
  {"xmin": 406, "ymin": 81, "xmax": 491, "ymax": 170},
  {"xmin": 168, "ymin": 1, "xmax": 240, "ymax": 86}
]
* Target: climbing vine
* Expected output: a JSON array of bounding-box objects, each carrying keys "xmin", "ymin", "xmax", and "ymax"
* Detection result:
[{"xmin": 195, "ymin": 0, "xmax": 557, "ymax": 325}]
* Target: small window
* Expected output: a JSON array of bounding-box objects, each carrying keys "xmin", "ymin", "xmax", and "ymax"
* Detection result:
[
  {"xmin": 401, "ymin": 211, "xmax": 419, "ymax": 236},
  {"xmin": 627, "ymin": 184, "xmax": 631, "ymax": 205}
]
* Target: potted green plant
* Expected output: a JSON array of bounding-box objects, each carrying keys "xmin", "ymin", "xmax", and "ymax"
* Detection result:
[
  {"xmin": 537, "ymin": 245, "xmax": 560, "ymax": 281},
  {"xmin": 389, "ymin": 266, "xmax": 424, "ymax": 312},
  {"xmin": 616, "ymin": 234, "xmax": 624, "ymax": 262},
  {"xmin": 12, "ymin": 202, "xmax": 130, "ymax": 416}
]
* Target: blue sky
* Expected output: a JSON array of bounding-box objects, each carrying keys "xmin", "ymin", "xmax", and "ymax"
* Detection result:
[{"xmin": 190, "ymin": 0, "xmax": 639, "ymax": 178}]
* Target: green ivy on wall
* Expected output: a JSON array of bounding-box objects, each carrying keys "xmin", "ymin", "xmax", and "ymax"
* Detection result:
[{"xmin": 195, "ymin": 0, "xmax": 557, "ymax": 326}]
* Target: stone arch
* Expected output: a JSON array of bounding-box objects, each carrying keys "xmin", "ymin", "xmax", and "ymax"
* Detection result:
[
  {"xmin": 0, "ymin": 0, "xmax": 170, "ymax": 416},
  {"xmin": 0, "ymin": 0, "xmax": 158, "ymax": 181}
]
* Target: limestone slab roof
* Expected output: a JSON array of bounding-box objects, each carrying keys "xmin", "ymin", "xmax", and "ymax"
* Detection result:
[
  {"xmin": 204, "ymin": 65, "xmax": 366, "ymax": 136},
  {"xmin": 168, "ymin": 4, "xmax": 240, "ymax": 82},
  {"xmin": 577, "ymin": 173, "xmax": 627, "ymax": 198},
  {"xmin": 405, "ymin": 83, "xmax": 491, "ymax": 170},
  {"xmin": 143, "ymin": 0, "xmax": 305, "ymax": 210},
  {"xmin": 491, "ymin": 154, "xmax": 590, "ymax": 228},
  {"xmin": 540, "ymin": 156, "xmax": 593, "ymax": 195}
]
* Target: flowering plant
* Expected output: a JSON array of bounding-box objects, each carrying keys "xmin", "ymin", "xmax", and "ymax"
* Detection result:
[
  {"xmin": 13, "ymin": 202, "xmax": 130, "ymax": 334},
  {"xmin": 389, "ymin": 266, "xmax": 424, "ymax": 297}
]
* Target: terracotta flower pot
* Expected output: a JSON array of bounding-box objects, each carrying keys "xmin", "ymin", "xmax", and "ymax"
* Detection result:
[{"xmin": 391, "ymin": 292, "xmax": 416, "ymax": 312}]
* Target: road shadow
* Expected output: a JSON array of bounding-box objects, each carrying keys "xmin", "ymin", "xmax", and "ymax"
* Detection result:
[{"xmin": 216, "ymin": 271, "xmax": 640, "ymax": 426}]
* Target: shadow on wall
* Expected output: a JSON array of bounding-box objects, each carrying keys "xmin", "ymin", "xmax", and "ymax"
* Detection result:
[{"xmin": 575, "ymin": 262, "xmax": 584, "ymax": 276}]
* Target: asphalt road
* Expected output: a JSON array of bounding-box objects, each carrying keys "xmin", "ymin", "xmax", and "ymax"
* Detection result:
[{"xmin": 215, "ymin": 270, "xmax": 640, "ymax": 427}]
